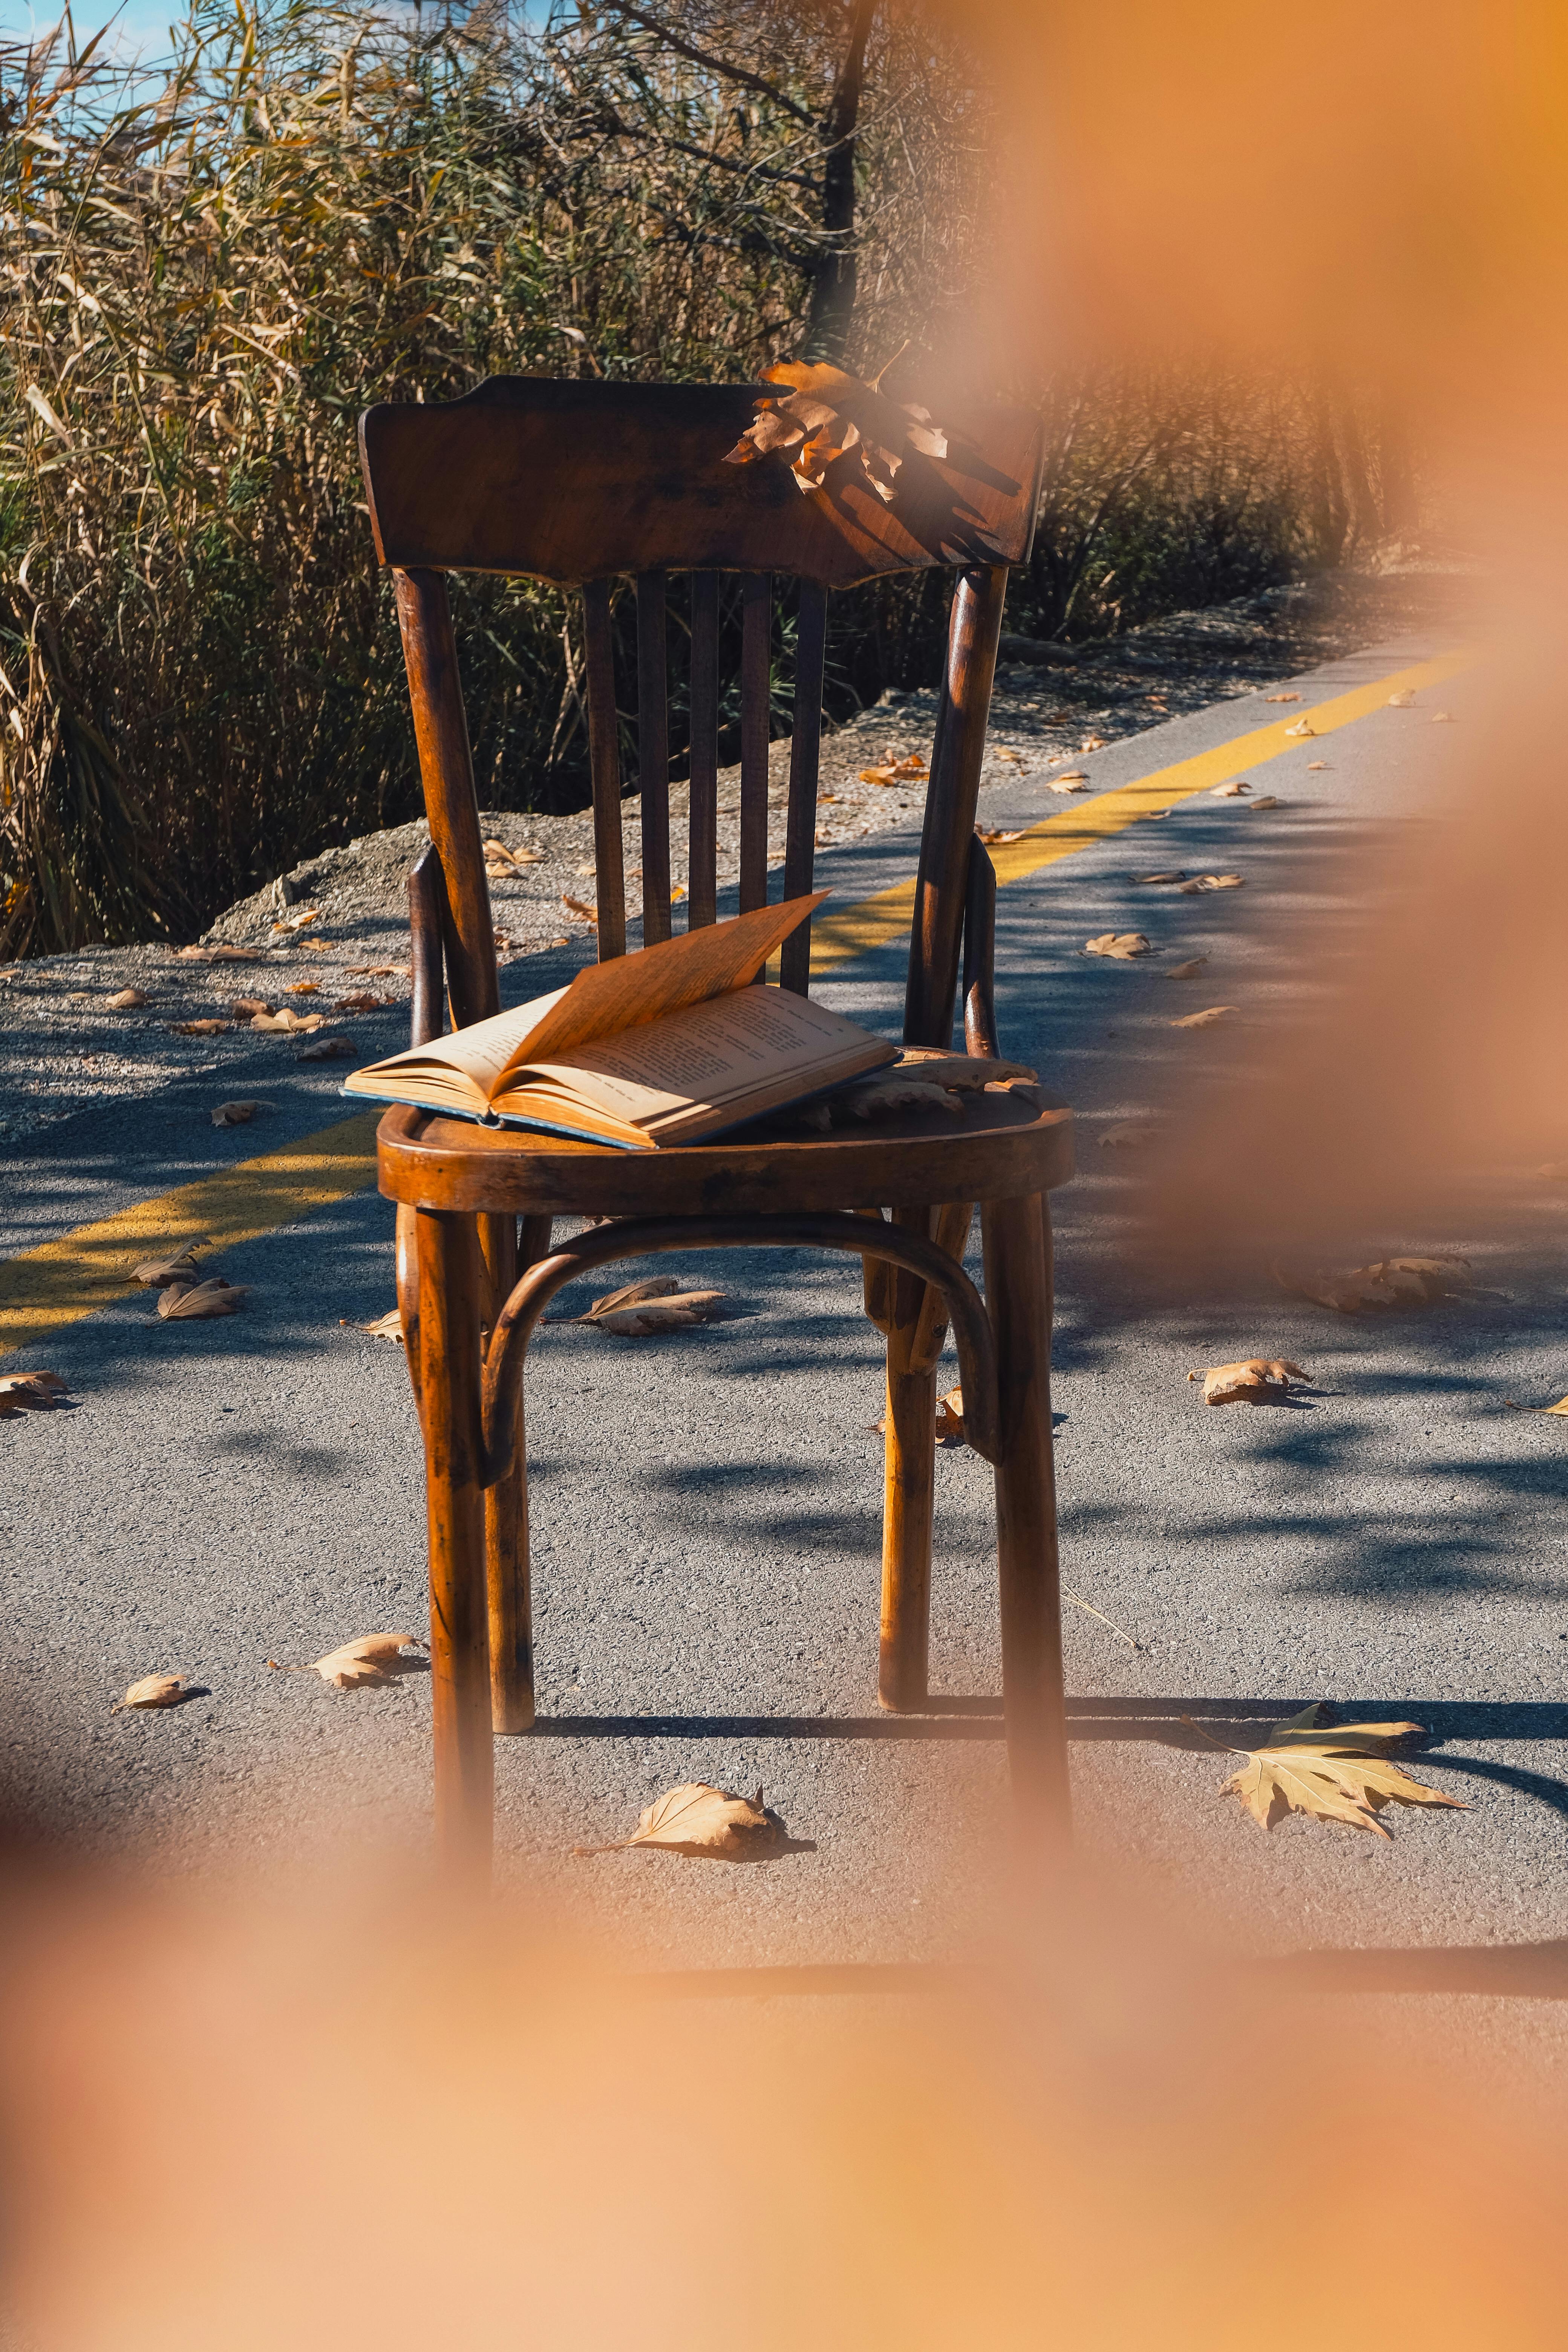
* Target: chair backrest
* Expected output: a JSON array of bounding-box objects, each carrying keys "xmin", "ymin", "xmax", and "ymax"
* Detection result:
[{"xmin": 359, "ymin": 377, "xmax": 1043, "ymax": 1046}]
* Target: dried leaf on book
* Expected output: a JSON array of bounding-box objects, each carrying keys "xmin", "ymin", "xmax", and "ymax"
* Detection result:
[
  {"xmin": 268, "ymin": 1631, "xmax": 426, "ymax": 1690},
  {"xmin": 1273, "ymin": 1255, "xmax": 1473, "ymax": 1312},
  {"xmin": 1085, "ymin": 932, "xmax": 1150, "ymax": 960},
  {"xmin": 1188, "ymin": 1357, "xmax": 1309, "ymax": 1405},
  {"xmin": 574, "ymin": 1781, "xmax": 780, "ymax": 1859},
  {"xmin": 1202, "ymin": 1704, "xmax": 1463, "ymax": 1837},
  {"xmin": 106, "ymin": 986, "xmax": 148, "ymax": 1009},
  {"xmin": 579, "ymin": 1278, "xmax": 732, "ymax": 1336},
  {"xmin": 158, "ymin": 1277, "xmax": 247, "ymax": 1320},
  {"xmin": 0, "ymin": 1369, "xmax": 68, "ymax": 1416},
  {"xmin": 113, "ymin": 1673, "xmax": 186, "ymax": 1712},
  {"xmin": 1170, "ymin": 1006, "xmax": 1236, "ymax": 1029}
]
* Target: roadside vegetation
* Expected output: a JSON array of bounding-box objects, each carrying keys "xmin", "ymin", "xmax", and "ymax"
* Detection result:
[{"xmin": 0, "ymin": 0, "xmax": 1421, "ymax": 954}]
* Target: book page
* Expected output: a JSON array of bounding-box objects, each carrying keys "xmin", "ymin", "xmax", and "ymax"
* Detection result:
[
  {"xmin": 342, "ymin": 984, "xmax": 569, "ymax": 1102},
  {"xmin": 497, "ymin": 986, "xmax": 891, "ymax": 1127}
]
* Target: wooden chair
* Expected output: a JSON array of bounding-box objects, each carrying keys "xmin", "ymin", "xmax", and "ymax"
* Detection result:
[{"xmin": 357, "ymin": 377, "xmax": 1074, "ymax": 1871}]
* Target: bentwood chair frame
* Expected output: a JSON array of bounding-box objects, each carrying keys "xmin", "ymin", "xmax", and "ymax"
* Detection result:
[{"xmin": 358, "ymin": 377, "xmax": 1074, "ymax": 1870}]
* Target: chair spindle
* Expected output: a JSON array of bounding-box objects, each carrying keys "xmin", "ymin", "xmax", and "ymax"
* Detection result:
[
  {"xmin": 904, "ymin": 565, "xmax": 1009, "ymax": 1044},
  {"xmin": 739, "ymin": 573, "xmax": 771, "ymax": 914},
  {"xmin": 687, "ymin": 570, "xmax": 720, "ymax": 930},
  {"xmin": 581, "ymin": 577, "xmax": 627, "ymax": 962},
  {"xmin": 778, "ymin": 578, "xmax": 828, "ymax": 997},
  {"xmin": 635, "ymin": 570, "xmax": 671, "ymax": 946}
]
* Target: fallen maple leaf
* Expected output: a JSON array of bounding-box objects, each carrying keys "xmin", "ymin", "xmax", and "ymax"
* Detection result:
[
  {"xmin": 296, "ymin": 1034, "xmax": 352, "ymax": 1061},
  {"xmin": 1200, "ymin": 1704, "xmax": 1464, "ymax": 1837},
  {"xmin": 0, "ymin": 1369, "xmax": 69, "ymax": 1416},
  {"xmin": 1273, "ymin": 1255, "xmax": 1473, "ymax": 1313},
  {"xmin": 1283, "ymin": 717, "xmax": 1316, "ymax": 738},
  {"xmin": 268, "ymin": 1632, "xmax": 426, "ymax": 1690},
  {"xmin": 211, "ymin": 1100, "xmax": 259, "ymax": 1127},
  {"xmin": 134, "ymin": 1247, "xmax": 202, "ymax": 1287},
  {"xmin": 1085, "ymin": 932, "xmax": 1150, "ymax": 960},
  {"xmin": 361, "ymin": 1308, "xmax": 404, "ymax": 1343},
  {"xmin": 574, "ymin": 1781, "xmax": 780, "ymax": 1858},
  {"xmin": 579, "ymin": 1278, "xmax": 732, "ymax": 1335},
  {"xmin": 113, "ymin": 1674, "xmax": 186, "ymax": 1712},
  {"xmin": 106, "ymin": 986, "xmax": 148, "ymax": 1009},
  {"xmin": 170, "ymin": 1018, "xmax": 233, "ymax": 1035},
  {"xmin": 251, "ymin": 1008, "xmax": 323, "ymax": 1034},
  {"xmin": 1211, "ymin": 780, "xmax": 1251, "ymax": 797},
  {"xmin": 1171, "ymin": 1006, "xmax": 1236, "ymax": 1029},
  {"xmin": 724, "ymin": 350, "xmax": 947, "ymax": 503},
  {"xmin": 1179, "ymin": 873, "xmax": 1243, "ymax": 894},
  {"xmin": 158, "ymin": 1277, "xmax": 247, "ymax": 1320},
  {"xmin": 1167, "ymin": 957, "xmax": 1208, "ymax": 979},
  {"xmin": 859, "ymin": 753, "xmax": 929, "ymax": 786},
  {"xmin": 1263, "ymin": 692, "xmax": 1300, "ymax": 703},
  {"xmin": 1188, "ymin": 1357, "xmax": 1309, "ymax": 1405}
]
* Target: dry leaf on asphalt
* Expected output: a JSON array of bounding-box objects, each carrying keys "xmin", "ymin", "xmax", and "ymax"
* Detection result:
[
  {"xmin": 993, "ymin": 746, "xmax": 1023, "ymax": 763},
  {"xmin": 1248, "ymin": 795, "xmax": 1280, "ymax": 810},
  {"xmin": 285, "ymin": 979, "xmax": 320, "ymax": 996},
  {"xmin": 975, "ymin": 825, "xmax": 1027, "ymax": 844},
  {"xmin": 574, "ymin": 1780, "xmax": 780, "ymax": 1859},
  {"xmin": 346, "ymin": 964, "xmax": 401, "ymax": 979},
  {"xmin": 1085, "ymin": 932, "xmax": 1150, "ymax": 960},
  {"xmin": 211, "ymin": 1100, "xmax": 259, "ymax": 1127},
  {"xmin": 270, "ymin": 908, "xmax": 320, "ymax": 933},
  {"xmin": 1307, "ymin": 760, "xmax": 1329, "ymax": 770},
  {"xmin": 1099, "ymin": 1121, "xmax": 1153, "ymax": 1148},
  {"xmin": 1167, "ymin": 957, "xmax": 1208, "ymax": 979},
  {"xmin": 1080, "ymin": 735, "xmax": 1108, "ymax": 751},
  {"xmin": 1263, "ymin": 692, "xmax": 1301, "ymax": 703},
  {"xmin": 580, "ymin": 1279, "xmax": 732, "ymax": 1336},
  {"xmin": 1203, "ymin": 1704, "xmax": 1464, "ymax": 1837},
  {"xmin": 176, "ymin": 943, "xmax": 257, "ymax": 963},
  {"xmin": 229, "ymin": 997, "xmax": 271, "ymax": 1019},
  {"xmin": 134, "ymin": 1247, "xmax": 202, "ymax": 1287},
  {"xmin": 1387, "ymin": 689, "xmax": 1415, "ymax": 709},
  {"xmin": 0, "ymin": 1369, "xmax": 69, "ymax": 1416},
  {"xmin": 296, "ymin": 1034, "xmax": 352, "ymax": 1061},
  {"xmin": 106, "ymin": 986, "xmax": 149, "ymax": 1009},
  {"xmin": 112, "ymin": 1673, "xmax": 186, "ymax": 1712},
  {"xmin": 936, "ymin": 1386, "xmax": 966, "ymax": 1444},
  {"xmin": 1179, "ymin": 873, "xmax": 1243, "ymax": 893},
  {"xmin": 1044, "ymin": 771, "xmax": 1090, "ymax": 792},
  {"xmin": 1188, "ymin": 1357, "xmax": 1310, "ymax": 1405},
  {"xmin": 562, "ymin": 894, "xmax": 596, "ymax": 924},
  {"xmin": 251, "ymin": 1008, "xmax": 323, "ymax": 1034},
  {"xmin": 1211, "ymin": 780, "xmax": 1251, "ymax": 797},
  {"xmin": 1504, "ymin": 1393, "xmax": 1568, "ymax": 1415},
  {"xmin": 1541, "ymin": 1396, "xmax": 1568, "ymax": 1415},
  {"xmin": 170, "ymin": 1018, "xmax": 233, "ymax": 1035},
  {"xmin": 1283, "ymin": 717, "xmax": 1316, "ymax": 737},
  {"xmin": 483, "ymin": 838, "xmax": 544, "ymax": 871},
  {"xmin": 335, "ymin": 992, "xmax": 392, "ymax": 1014},
  {"xmin": 1134, "ymin": 871, "xmax": 1186, "ymax": 885},
  {"xmin": 1170, "ymin": 1006, "xmax": 1236, "ymax": 1029},
  {"xmin": 158, "ymin": 1277, "xmax": 247, "ymax": 1320},
  {"xmin": 859, "ymin": 753, "xmax": 928, "ymax": 786},
  {"xmin": 1273, "ymin": 1255, "xmax": 1473, "ymax": 1312},
  {"xmin": 1431, "ymin": 710, "xmax": 1456, "ymax": 723},
  {"xmin": 268, "ymin": 1632, "xmax": 426, "ymax": 1690},
  {"xmin": 361, "ymin": 1309, "xmax": 405, "ymax": 1343}
]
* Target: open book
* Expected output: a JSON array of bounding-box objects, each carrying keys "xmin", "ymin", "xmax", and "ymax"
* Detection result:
[{"xmin": 343, "ymin": 893, "xmax": 897, "ymax": 1149}]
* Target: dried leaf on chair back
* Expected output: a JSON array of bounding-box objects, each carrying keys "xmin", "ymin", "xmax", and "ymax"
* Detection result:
[{"xmin": 724, "ymin": 348, "xmax": 948, "ymax": 504}]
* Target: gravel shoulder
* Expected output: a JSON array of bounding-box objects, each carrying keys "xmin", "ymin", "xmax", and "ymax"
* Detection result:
[{"xmin": 0, "ymin": 567, "xmax": 1467, "ymax": 1145}]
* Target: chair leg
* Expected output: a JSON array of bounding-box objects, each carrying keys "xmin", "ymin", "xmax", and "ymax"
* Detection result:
[
  {"xmin": 415, "ymin": 1206, "xmax": 494, "ymax": 1877},
  {"xmin": 879, "ymin": 1207, "xmax": 936, "ymax": 1711},
  {"xmin": 981, "ymin": 1190, "xmax": 1070, "ymax": 1837},
  {"xmin": 483, "ymin": 1215, "xmax": 550, "ymax": 1735}
]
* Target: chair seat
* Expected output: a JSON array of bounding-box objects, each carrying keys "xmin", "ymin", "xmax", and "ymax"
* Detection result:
[{"xmin": 377, "ymin": 1092, "xmax": 1074, "ymax": 1219}]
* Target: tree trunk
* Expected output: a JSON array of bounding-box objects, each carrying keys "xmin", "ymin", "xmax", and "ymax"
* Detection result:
[{"xmin": 801, "ymin": 0, "xmax": 877, "ymax": 363}]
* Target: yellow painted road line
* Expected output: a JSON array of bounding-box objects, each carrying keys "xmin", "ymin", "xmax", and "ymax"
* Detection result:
[
  {"xmin": 0, "ymin": 1112, "xmax": 379, "ymax": 1358},
  {"xmin": 807, "ymin": 647, "xmax": 1470, "ymax": 976},
  {"xmin": 0, "ymin": 646, "xmax": 1470, "ymax": 1358}
]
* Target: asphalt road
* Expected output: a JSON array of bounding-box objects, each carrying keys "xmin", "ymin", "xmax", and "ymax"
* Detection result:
[{"xmin": 2, "ymin": 628, "xmax": 1565, "ymax": 2058}]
